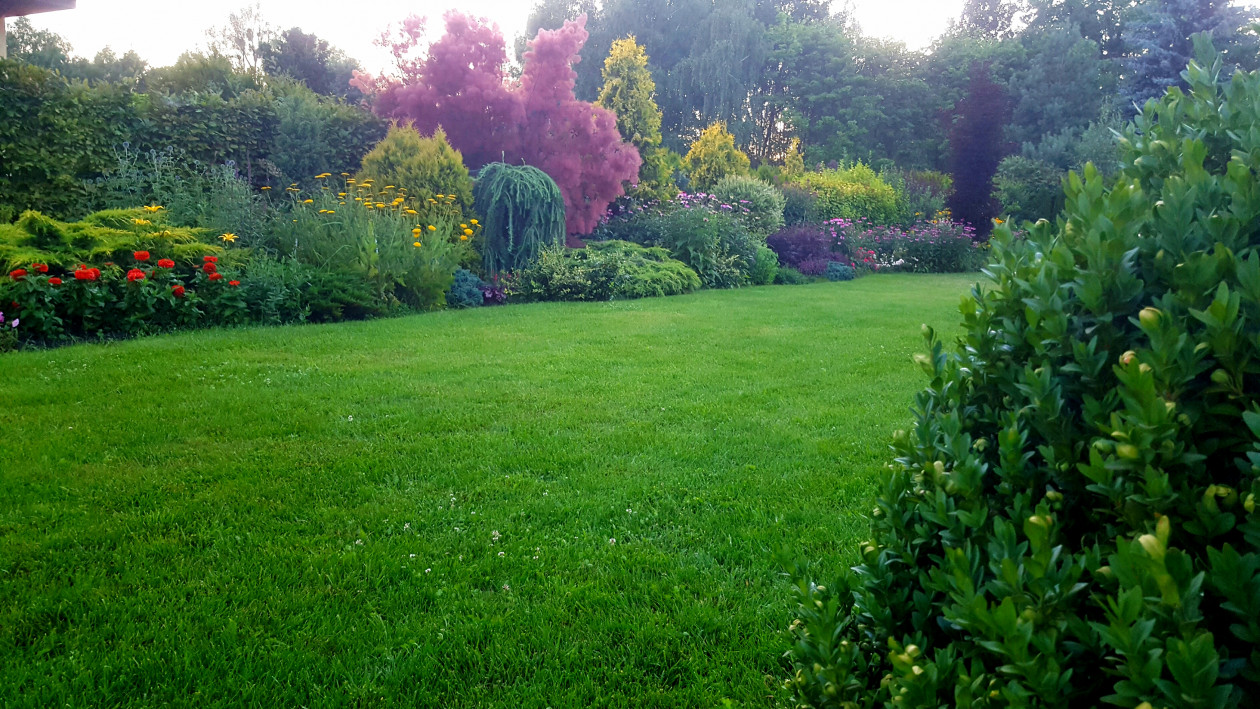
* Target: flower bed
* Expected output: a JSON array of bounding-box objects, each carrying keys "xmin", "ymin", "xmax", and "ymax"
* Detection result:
[
  {"xmin": 832, "ymin": 213, "xmax": 984, "ymax": 273},
  {"xmin": 2, "ymin": 253, "xmax": 246, "ymax": 343}
]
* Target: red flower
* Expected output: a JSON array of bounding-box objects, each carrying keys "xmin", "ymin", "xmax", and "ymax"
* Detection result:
[
  {"xmin": 126, "ymin": 269, "xmax": 146, "ymax": 282},
  {"xmin": 48, "ymin": 277, "xmax": 63, "ymax": 286},
  {"xmin": 74, "ymin": 267, "xmax": 100, "ymax": 281},
  {"xmin": 202, "ymin": 262, "xmax": 217, "ymax": 274},
  {"xmin": 9, "ymin": 269, "xmax": 27, "ymax": 281},
  {"xmin": 32, "ymin": 263, "xmax": 48, "ymax": 273},
  {"xmin": 104, "ymin": 262, "xmax": 115, "ymax": 267},
  {"xmin": 228, "ymin": 280, "xmax": 240, "ymax": 287},
  {"xmin": 134, "ymin": 251, "xmax": 150, "ymax": 262},
  {"xmin": 203, "ymin": 255, "xmax": 219, "ymax": 264},
  {"xmin": 208, "ymin": 273, "xmax": 223, "ymax": 281},
  {"xmin": 172, "ymin": 285, "xmax": 186, "ymax": 297},
  {"xmin": 157, "ymin": 259, "xmax": 175, "ymax": 269}
]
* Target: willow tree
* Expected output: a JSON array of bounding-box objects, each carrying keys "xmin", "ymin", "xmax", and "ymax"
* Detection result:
[
  {"xmin": 597, "ymin": 36, "xmax": 674, "ymax": 201},
  {"xmin": 473, "ymin": 163, "xmax": 566, "ymax": 276}
]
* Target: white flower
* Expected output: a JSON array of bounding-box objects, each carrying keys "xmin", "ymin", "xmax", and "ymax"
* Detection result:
[
  {"xmin": 609, "ymin": 538, "xmax": 616, "ymax": 545},
  {"xmin": 355, "ymin": 539, "xmax": 363, "ymax": 545},
  {"xmin": 403, "ymin": 522, "xmax": 411, "ymax": 531},
  {"xmin": 409, "ymin": 554, "xmax": 416, "ymax": 559},
  {"xmin": 491, "ymin": 530, "xmax": 501, "ymax": 542},
  {"xmin": 347, "ymin": 415, "xmax": 354, "ymax": 422},
  {"xmin": 425, "ymin": 568, "xmax": 431, "ymax": 573},
  {"xmin": 502, "ymin": 584, "xmax": 510, "ymax": 591},
  {"xmin": 498, "ymin": 551, "xmax": 505, "ymax": 557}
]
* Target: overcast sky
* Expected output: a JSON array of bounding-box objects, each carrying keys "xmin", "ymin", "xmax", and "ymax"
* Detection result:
[{"xmin": 14, "ymin": 1, "xmax": 968, "ymax": 72}]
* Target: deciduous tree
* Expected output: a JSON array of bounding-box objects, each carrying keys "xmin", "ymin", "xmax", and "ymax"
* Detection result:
[{"xmin": 360, "ymin": 13, "xmax": 640, "ymax": 237}]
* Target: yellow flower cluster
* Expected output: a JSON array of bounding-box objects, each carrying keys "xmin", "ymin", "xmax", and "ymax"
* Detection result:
[{"xmin": 287, "ymin": 174, "xmax": 482, "ymax": 249}]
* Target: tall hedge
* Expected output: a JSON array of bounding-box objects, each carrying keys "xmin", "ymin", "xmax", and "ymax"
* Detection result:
[
  {"xmin": 788, "ymin": 40, "xmax": 1260, "ymax": 707},
  {"xmin": 0, "ymin": 60, "xmax": 386, "ymax": 221},
  {"xmin": 0, "ymin": 60, "xmax": 132, "ymax": 220}
]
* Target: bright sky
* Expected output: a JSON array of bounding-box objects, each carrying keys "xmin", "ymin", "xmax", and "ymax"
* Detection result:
[{"xmin": 15, "ymin": 1, "xmax": 967, "ymax": 72}]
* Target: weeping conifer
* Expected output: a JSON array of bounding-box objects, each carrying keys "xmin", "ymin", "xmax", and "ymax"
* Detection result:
[{"xmin": 473, "ymin": 163, "xmax": 566, "ymax": 276}]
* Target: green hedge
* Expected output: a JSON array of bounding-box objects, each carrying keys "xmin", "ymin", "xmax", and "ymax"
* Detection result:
[
  {"xmin": 0, "ymin": 60, "xmax": 387, "ymax": 221},
  {"xmin": 0, "ymin": 61, "xmax": 133, "ymax": 220}
]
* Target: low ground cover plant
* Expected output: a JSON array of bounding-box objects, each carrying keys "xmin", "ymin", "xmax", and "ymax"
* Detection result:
[
  {"xmin": 0, "ymin": 207, "xmax": 220, "ymax": 272},
  {"xmin": 507, "ymin": 240, "xmax": 700, "ymax": 302}
]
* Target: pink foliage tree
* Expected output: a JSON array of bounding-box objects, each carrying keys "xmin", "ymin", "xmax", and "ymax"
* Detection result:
[{"xmin": 356, "ymin": 12, "xmax": 640, "ymax": 238}]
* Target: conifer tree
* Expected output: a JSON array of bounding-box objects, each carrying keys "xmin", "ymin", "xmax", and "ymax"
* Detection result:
[
  {"xmin": 597, "ymin": 36, "xmax": 674, "ymax": 201},
  {"xmin": 684, "ymin": 122, "xmax": 751, "ymax": 191}
]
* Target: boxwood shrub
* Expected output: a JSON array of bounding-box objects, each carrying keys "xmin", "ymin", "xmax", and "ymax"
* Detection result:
[{"xmin": 787, "ymin": 41, "xmax": 1260, "ymax": 707}]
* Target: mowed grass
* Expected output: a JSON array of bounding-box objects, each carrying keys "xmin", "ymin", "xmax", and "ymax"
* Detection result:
[{"xmin": 0, "ymin": 274, "xmax": 974, "ymax": 708}]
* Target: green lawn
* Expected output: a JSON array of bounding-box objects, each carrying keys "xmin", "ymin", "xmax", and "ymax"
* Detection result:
[{"xmin": 0, "ymin": 274, "xmax": 974, "ymax": 708}]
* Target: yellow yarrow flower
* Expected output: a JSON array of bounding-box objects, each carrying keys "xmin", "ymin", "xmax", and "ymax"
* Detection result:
[
  {"xmin": 413, "ymin": 241, "xmax": 422, "ymax": 247},
  {"xmin": 460, "ymin": 234, "xmax": 468, "ymax": 241},
  {"xmin": 303, "ymin": 199, "xmax": 314, "ymax": 204},
  {"xmin": 427, "ymin": 225, "xmax": 436, "ymax": 231},
  {"xmin": 463, "ymin": 228, "xmax": 474, "ymax": 237},
  {"xmin": 470, "ymin": 219, "xmax": 478, "ymax": 225}
]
